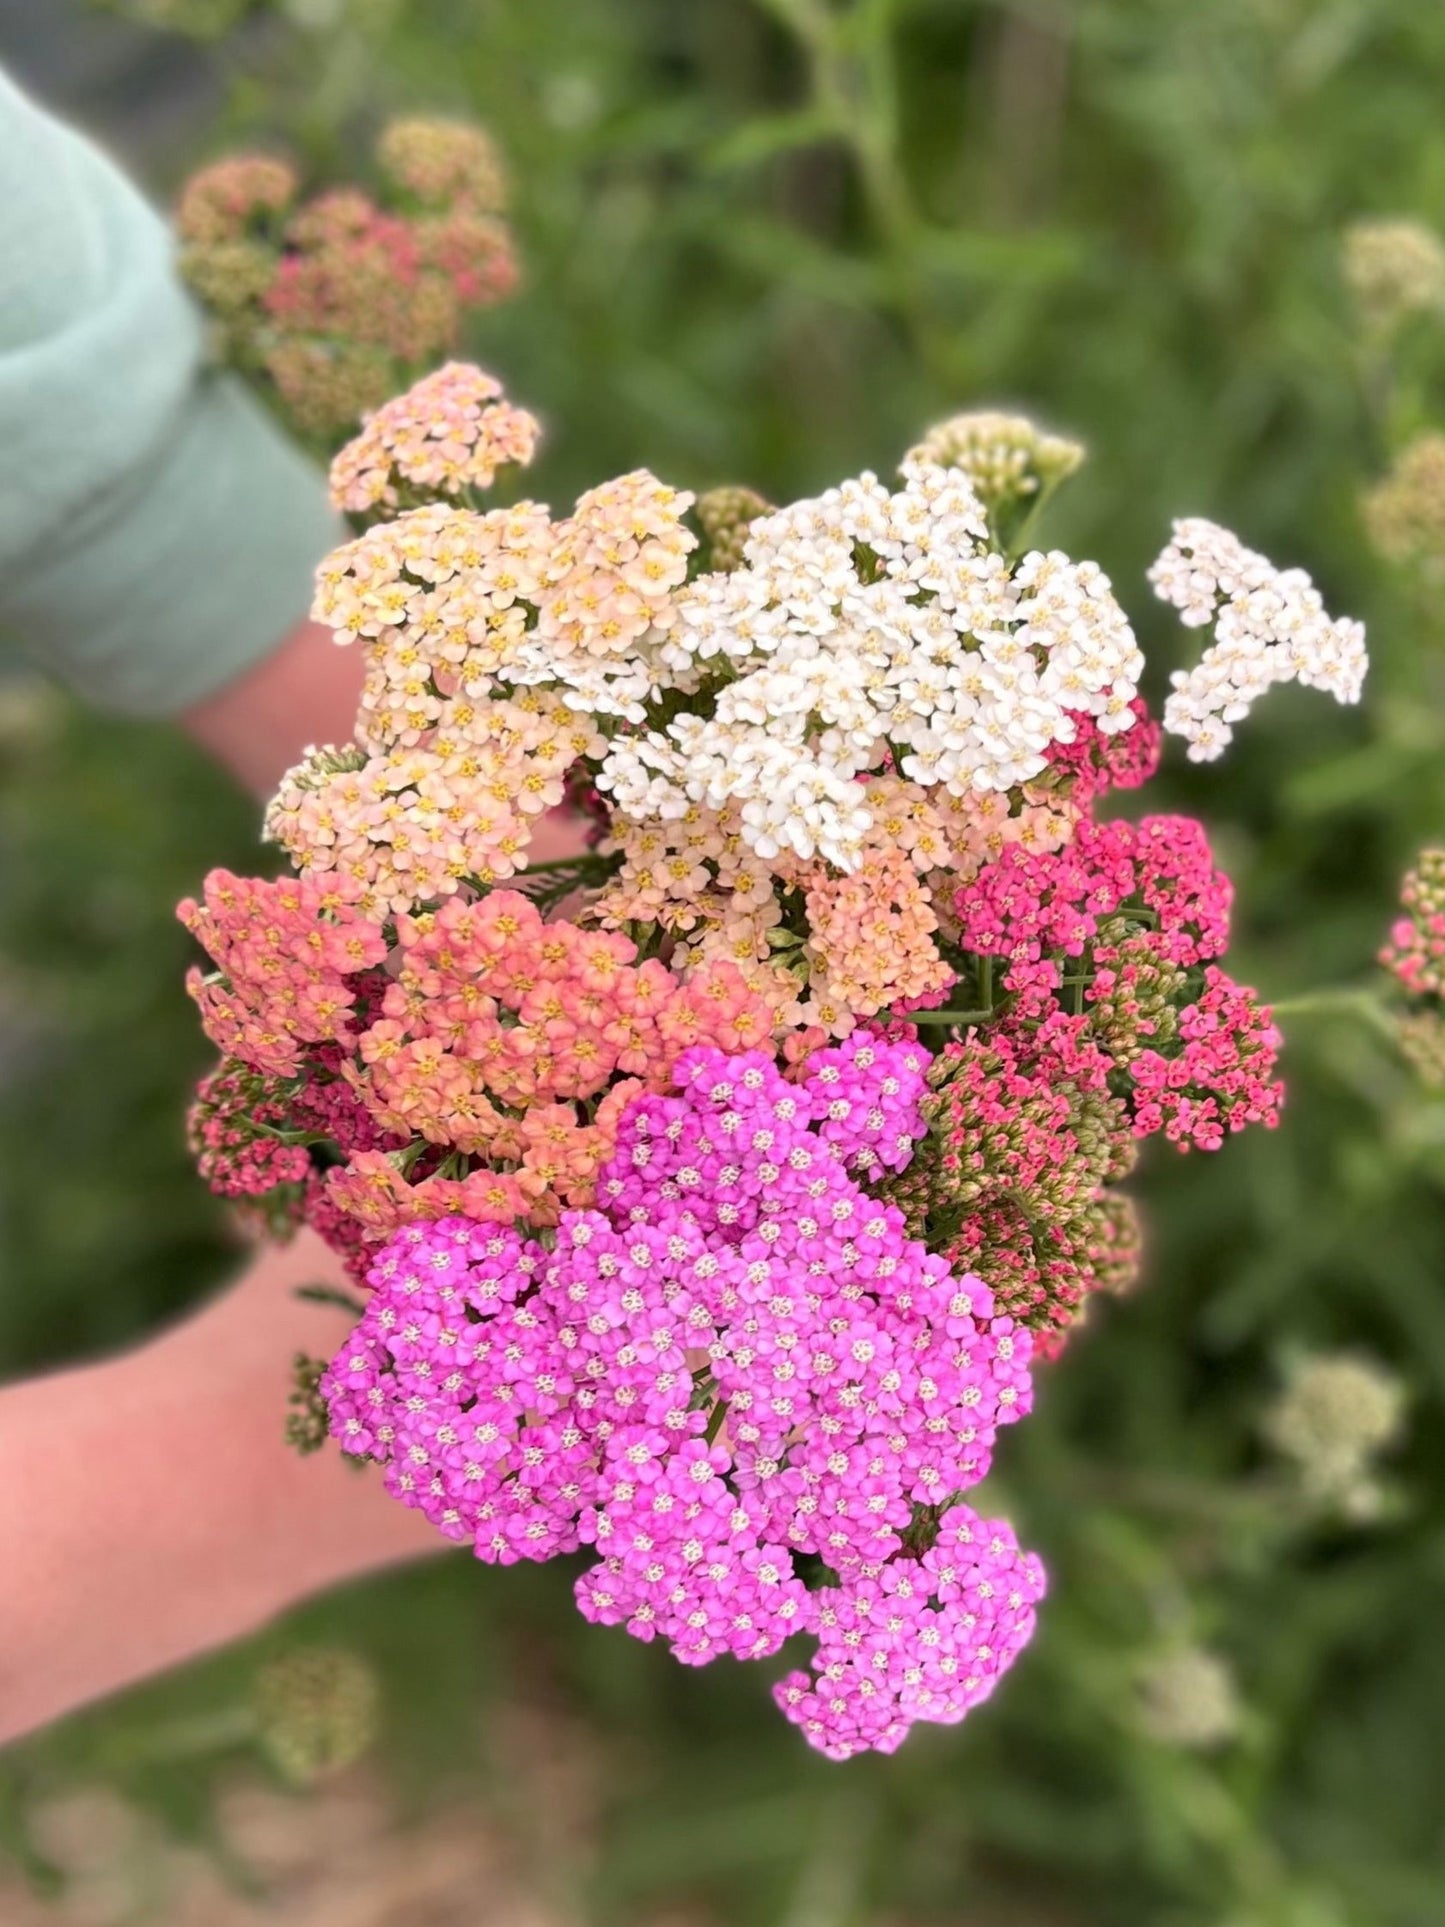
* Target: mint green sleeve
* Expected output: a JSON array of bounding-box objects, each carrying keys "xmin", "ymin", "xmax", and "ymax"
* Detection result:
[{"xmin": 0, "ymin": 71, "xmax": 346, "ymax": 717}]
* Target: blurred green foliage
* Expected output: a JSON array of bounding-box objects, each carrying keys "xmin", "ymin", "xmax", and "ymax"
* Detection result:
[{"xmin": 7, "ymin": 1, "xmax": 1445, "ymax": 1921}]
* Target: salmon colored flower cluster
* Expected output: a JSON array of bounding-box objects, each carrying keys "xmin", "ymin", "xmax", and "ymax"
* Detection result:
[
  {"xmin": 802, "ymin": 847, "xmax": 956, "ymax": 1017},
  {"xmin": 328, "ymin": 363, "xmax": 540, "ymax": 514},
  {"xmin": 179, "ymin": 376, "xmax": 1369, "ymax": 1760},
  {"xmin": 179, "ymin": 868, "xmax": 388, "ymax": 1077},
  {"xmin": 338, "ymin": 888, "xmax": 774, "ymax": 1225}
]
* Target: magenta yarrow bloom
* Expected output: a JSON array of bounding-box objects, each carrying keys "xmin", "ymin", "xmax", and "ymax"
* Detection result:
[{"xmin": 321, "ymin": 1035, "xmax": 1040, "ymax": 1759}]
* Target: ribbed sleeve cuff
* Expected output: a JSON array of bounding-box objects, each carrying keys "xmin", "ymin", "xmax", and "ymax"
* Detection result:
[{"xmin": 3, "ymin": 372, "xmax": 346, "ymax": 717}]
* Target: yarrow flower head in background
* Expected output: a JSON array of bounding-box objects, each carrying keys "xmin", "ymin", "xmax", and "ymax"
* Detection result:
[
  {"xmin": 1342, "ymin": 217, "xmax": 1445, "ymax": 341},
  {"xmin": 1364, "ymin": 433, "xmax": 1445, "ymax": 572},
  {"xmin": 1134, "ymin": 1646, "xmax": 1242, "ymax": 1751},
  {"xmin": 1264, "ymin": 1351, "xmax": 1405, "ymax": 1521},
  {"xmin": 93, "ymin": 0, "xmax": 252, "ymax": 32},
  {"xmin": 178, "ymin": 364, "xmax": 1370, "ymax": 1757},
  {"xmin": 175, "ymin": 121, "xmax": 518, "ymax": 443},
  {"xmin": 1378, "ymin": 849, "xmax": 1445, "ymax": 1084}
]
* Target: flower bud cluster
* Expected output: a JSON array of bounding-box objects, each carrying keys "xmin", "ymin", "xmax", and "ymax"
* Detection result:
[
  {"xmin": 903, "ymin": 409, "xmax": 1084, "ymax": 544},
  {"xmin": 694, "ymin": 486, "xmax": 772, "ymax": 572}
]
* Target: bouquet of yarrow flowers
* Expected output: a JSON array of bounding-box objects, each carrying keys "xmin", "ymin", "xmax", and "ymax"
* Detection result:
[{"xmin": 179, "ymin": 364, "xmax": 1367, "ymax": 1760}]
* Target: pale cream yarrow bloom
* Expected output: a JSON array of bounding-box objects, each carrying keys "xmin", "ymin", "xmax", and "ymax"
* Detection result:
[
  {"xmin": 313, "ymin": 501, "xmax": 553, "ymax": 750},
  {"xmin": 529, "ymin": 469, "xmax": 696, "ymax": 660},
  {"xmin": 1150, "ymin": 519, "xmax": 1367, "ymax": 761},
  {"xmin": 329, "ymin": 362, "xmax": 541, "ymax": 514}
]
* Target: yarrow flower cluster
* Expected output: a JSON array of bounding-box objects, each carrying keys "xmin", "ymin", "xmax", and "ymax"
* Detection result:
[
  {"xmin": 1378, "ymin": 849, "xmax": 1445, "ymax": 1085},
  {"xmin": 178, "ymin": 369, "xmax": 1367, "ymax": 1756},
  {"xmin": 1342, "ymin": 218, "xmax": 1445, "ymax": 339},
  {"xmin": 325, "ymin": 363, "xmax": 541, "ymax": 515},
  {"xmin": 1363, "ymin": 433, "xmax": 1445, "ymax": 570},
  {"xmin": 601, "ymin": 465, "xmax": 1146, "ymax": 867},
  {"xmin": 1381, "ymin": 850, "xmax": 1445, "ymax": 998},
  {"xmin": 176, "ymin": 123, "xmax": 517, "ymax": 442},
  {"xmin": 1150, "ymin": 519, "xmax": 1367, "ymax": 761},
  {"xmin": 1263, "ymin": 1351, "xmax": 1405, "ymax": 1520},
  {"xmin": 323, "ymin": 1039, "xmax": 1041, "ymax": 1759}
]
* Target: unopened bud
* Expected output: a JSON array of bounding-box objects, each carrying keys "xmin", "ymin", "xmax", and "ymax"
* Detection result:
[
  {"xmin": 696, "ymin": 487, "xmax": 772, "ymax": 573},
  {"xmin": 905, "ymin": 409, "xmax": 1084, "ymax": 537}
]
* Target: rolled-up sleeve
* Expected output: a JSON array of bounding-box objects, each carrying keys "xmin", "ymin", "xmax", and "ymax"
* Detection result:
[{"xmin": 0, "ymin": 70, "xmax": 343, "ymax": 716}]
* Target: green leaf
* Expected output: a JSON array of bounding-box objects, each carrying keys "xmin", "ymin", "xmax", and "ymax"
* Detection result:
[{"xmin": 704, "ymin": 105, "xmax": 845, "ymax": 175}]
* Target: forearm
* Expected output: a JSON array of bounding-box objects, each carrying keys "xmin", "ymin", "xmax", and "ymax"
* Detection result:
[
  {"xmin": 0, "ymin": 1229, "xmax": 437, "ymax": 1748},
  {"xmin": 182, "ymin": 618, "xmax": 367, "ymax": 797},
  {"xmin": 183, "ymin": 625, "xmax": 597, "ymax": 869}
]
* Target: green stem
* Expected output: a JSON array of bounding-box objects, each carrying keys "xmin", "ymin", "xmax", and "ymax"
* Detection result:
[
  {"xmin": 1005, "ymin": 469, "xmax": 1070, "ymax": 562},
  {"xmin": 92, "ymin": 1706, "xmax": 259, "ymax": 1770},
  {"xmin": 893, "ymin": 1006, "xmax": 991, "ymax": 1025},
  {"xmin": 295, "ymin": 1282, "xmax": 367, "ymax": 1318},
  {"xmin": 756, "ymin": 0, "xmax": 959, "ymax": 388},
  {"xmin": 1271, "ymin": 986, "xmax": 1396, "ymax": 1041}
]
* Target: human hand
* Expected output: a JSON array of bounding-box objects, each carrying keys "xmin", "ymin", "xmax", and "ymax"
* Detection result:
[{"xmin": 0, "ymin": 1229, "xmax": 438, "ymax": 1748}]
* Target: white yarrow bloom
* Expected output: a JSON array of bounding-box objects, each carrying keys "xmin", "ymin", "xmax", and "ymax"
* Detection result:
[
  {"xmin": 599, "ymin": 462, "xmax": 1142, "ymax": 870},
  {"xmin": 1150, "ymin": 519, "xmax": 1367, "ymax": 761}
]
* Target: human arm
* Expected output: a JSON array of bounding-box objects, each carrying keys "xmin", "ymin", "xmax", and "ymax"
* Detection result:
[
  {"xmin": 0, "ymin": 68, "xmax": 345, "ymax": 728},
  {"xmin": 0, "ymin": 1229, "xmax": 438, "ymax": 1748}
]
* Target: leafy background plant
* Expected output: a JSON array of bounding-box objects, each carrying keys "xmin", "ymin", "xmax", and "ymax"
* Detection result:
[{"xmin": 4, "ymin": 1, "xmax": 1445, "ymax": 1921}]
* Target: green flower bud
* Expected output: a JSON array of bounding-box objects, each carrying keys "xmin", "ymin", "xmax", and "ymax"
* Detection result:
[
  {"xmin": 904, "ymin": 409, "xmax": 1084, "ymax": 543},
  {"xmin": 695, "ymin": 487, "xmax": 772, "ymax": 573}
]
